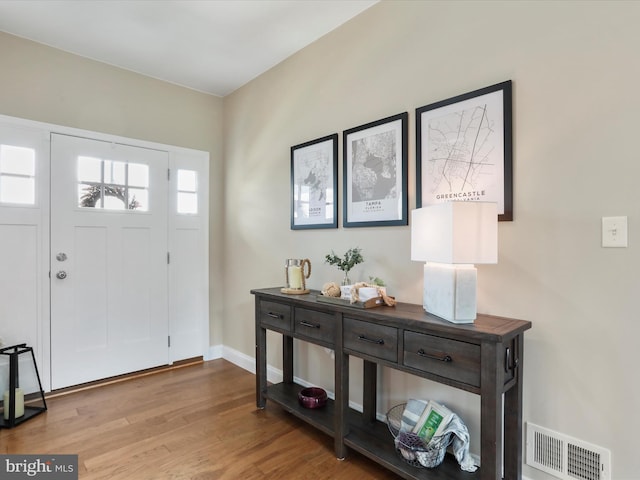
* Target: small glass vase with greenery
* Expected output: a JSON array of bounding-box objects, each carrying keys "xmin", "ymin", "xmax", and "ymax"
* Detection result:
[{"xmin": 325, "ymin": 247, "xmax": 364, "ymax": 286}]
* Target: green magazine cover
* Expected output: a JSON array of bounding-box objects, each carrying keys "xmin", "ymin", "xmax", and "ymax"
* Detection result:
[
  {"xmin": 415, "ymin": 409, "xmax": 444, "ymax": 442},
  {"xmin": 412, "ymin": 400, "xmax": 453, "ymax": 444}
]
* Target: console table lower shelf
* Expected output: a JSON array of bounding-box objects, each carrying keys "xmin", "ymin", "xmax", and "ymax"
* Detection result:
[
  {"xmin": 265, "ymin": 382, "xmax": 478, "ymax": 480},
  {"xmin": 266, "ymin": 382, "xmax": 335, "ymax": 437}
]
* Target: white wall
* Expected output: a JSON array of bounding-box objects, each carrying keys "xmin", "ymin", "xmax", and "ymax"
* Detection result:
[{"xmin": 223, "ymin": 1, "xmax": 640, "ymax": 478}]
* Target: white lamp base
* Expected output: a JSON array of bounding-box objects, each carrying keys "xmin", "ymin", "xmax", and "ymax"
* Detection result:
[{"xmin": 423, "ymin": 263, "xmax": 477, "ymax": 323}]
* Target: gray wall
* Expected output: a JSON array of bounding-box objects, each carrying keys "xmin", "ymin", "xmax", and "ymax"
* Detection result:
[{"xmin": 223, "ymin": 1, "xmax": 639, "ymax": 478}]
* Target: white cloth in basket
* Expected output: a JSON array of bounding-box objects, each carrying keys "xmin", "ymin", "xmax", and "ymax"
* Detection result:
[{"xmin": 400, "ymin": 399, "xmax": 478, "ymax": 473}]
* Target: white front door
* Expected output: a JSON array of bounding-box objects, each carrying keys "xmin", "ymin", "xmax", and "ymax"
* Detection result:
[{"xmin": 50, "ymin": 133, "xmax": 169, "ymax": 389}]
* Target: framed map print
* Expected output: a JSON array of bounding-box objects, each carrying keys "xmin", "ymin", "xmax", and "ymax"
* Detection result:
[
  {"xmin": 290, "ymin": 133, "xmax": 338, "ymax": 230},
  {"xmin": 343, "ymin": 112, "xmax": 408, "ymax": 227},
  {"xmin": 416, "ymin": 80, "xmax": 513, "ymax": 221}
]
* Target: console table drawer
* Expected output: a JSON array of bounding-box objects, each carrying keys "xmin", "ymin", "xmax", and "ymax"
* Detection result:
[
  {"xmin": 294, "ymin": 308, "xmax": 336, "ymax": 346},
  {"xmin": 344, "ymin": 318, "xmax": 397, "ymax": 363},
  {"xmin": 259, "ymin": 300, "xmax": 291, "ymax": 331},
  {"xmin": 403, "ymin": 331, "xmax": 480, "ymax": 387}
]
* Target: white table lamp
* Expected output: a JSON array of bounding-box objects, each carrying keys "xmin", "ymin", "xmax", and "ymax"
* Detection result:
[{"xmin": 411, "ymin": 202, "xmax": 498, "ymax": 323}]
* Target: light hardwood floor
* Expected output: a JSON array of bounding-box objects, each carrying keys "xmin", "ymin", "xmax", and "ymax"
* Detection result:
[{"xmin": 0, "ymin": 359, "xmax": 398, "ymax": 479}]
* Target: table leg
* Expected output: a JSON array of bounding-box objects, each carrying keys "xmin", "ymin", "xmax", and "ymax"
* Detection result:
[
  {"xmin": 283, "ymin": 335, "xmax": 294, "ymax": 384},
  {"xmin": 255, "ymin": 323, "xmax": 267, "ymax": 409},
  {"xmin": 504, "ymin": 334, "xmax": 524, "ymax": 479},
  {"xmin": 481, "ymin": 341, "xmax": 504, "ymax": 480},
  {"xmin": 335, "ymin": 351, "xmax": 349, "ymax": 459},
  {"xmin": 363, "ymin": 360, "xmax": 377, "ymax": 423}
]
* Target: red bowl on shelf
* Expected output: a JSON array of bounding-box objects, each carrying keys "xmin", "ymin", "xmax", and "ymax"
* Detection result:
[{"xmin": 298, "ymin": 387, "xmax": 328, "ymax": 409}]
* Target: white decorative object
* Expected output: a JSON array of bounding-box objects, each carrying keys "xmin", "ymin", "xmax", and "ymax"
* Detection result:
[
  {"xmin": 3, "ymin": 388, "xmax": 24, "ymax": 420},
  {"xmin": 340, "ymin": 285, "xmax": 352, "ymax": 300},
  {"xmin": 287, "ymin": 265, "xmax": 303, "ymax": 289},
  {"xmin": 282, "ymin": 258, "xmax": 311, "ymax": 294},
  {"xmin": 411, "ymin": 202, "xmax": 498, "ymax": 323},
  {"xmin": 358, "ymin": 287, "xmax": 381, "ymax": 302}
]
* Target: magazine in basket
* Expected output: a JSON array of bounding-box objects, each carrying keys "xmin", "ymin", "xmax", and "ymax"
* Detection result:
[{"xmin": 412, "ymin": 400, "xmax": 453, "ymax": 444}]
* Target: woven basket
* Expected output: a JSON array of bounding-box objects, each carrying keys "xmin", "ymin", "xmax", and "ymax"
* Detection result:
[{"xmin": 386, "ymin": 403, "xmax": 453, "ymax": 468}]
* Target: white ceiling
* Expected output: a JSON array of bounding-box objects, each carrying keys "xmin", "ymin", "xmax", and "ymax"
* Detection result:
[{"xmin": 0, "ymin": 0, "xmax": 378, "ymax": 97}]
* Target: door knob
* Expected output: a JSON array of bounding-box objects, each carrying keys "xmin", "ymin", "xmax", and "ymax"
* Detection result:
[
  {"xmin": 56, "ymin": 271, "xmax": 67, "ymax": 280},
  {"xmin": 56, "ymin": 252, "xmax": 67, "ymax": 262}
]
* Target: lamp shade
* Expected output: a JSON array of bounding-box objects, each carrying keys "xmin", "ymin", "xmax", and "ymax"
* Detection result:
[{"xmin": 411, "ymin": 202, "xmax": 498, "ymax": 264}]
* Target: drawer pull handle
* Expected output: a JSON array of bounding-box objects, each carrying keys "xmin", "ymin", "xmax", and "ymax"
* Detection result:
[
  {"xmin": 358, "ymin": 335, "xmax": 384, "ymax": 345},
  {"xmin": 417, "ymin": 348, "xmax": 452, "ymax": 363},
  {"xmin": 505, "ymin": 347, "xmax": 511, "ymax": 372},
  {"xmin": 505, "ymin": 347, "xmax": 519, "ymax": 372},
  {"xmin": 267, "ymin": 312, "xmax": 283, "ymax": 319},
  {"xmin": 299, "ymin": 321, "xmax": 320, "ymax": 329}
]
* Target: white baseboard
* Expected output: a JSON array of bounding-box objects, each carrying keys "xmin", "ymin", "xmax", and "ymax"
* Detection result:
[
  {"xmin": 219, "ymin": 344, "xmax": 255, "ymax": 373},
  {"xmin": 206, "ymin": 344, "xmax": 223, "ymax": 360}
]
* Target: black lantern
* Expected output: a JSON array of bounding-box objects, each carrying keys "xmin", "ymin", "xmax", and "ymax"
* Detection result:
[{"xmin": 0, "ymin": 344, "xmax": 47, "ymax": 428}]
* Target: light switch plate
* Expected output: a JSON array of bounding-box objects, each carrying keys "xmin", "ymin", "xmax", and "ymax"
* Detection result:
[{"xmin": 602, "ymin": 216, "xmax": 628, "ymax": 247}]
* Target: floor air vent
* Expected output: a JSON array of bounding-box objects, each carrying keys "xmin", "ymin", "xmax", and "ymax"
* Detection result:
[{"xmin": 526, "ymin": 423, "xmax": 611, "ymax": 480}]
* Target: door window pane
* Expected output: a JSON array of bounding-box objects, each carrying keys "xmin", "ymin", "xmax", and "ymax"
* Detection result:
[
  {"xmin": 104, "ymin": 160, "xmax": 126, "ymax": 185},
  {"xmin": 0, "ymin": 145, "xmax": 35, "ymax": 175},
  {"xmin": 77, "ymin": 156, "xmax": 102, "ymax": 183},
  {"xmin": 177, "ymin": 170, "xmax": 197, "ymax": 192},
  {"xmin": 177, "ymin": 169, "xmax": 197, "ymax": 214},
  {"xmin": 0, "ymin": 144, "xmax": 36, "ymax": 205},
  {"xmin": 102, "ymin": 189, "xmax": 127, "ymax": 210},
  {"xmin": 78, "ymin": 184, "xmax": 99, "ymax": 207},
  {"xmin": 0, "ymin": 176, "xmax": 35, "ymax": 204},
  {"xmin": 128, "ymin": 163, "xmax": 149, "ymax": 188},
  {"xmin": 177, "ymin": 192, "xmax": 197, "ymax": 214},
  {"xmin": 128, "ymin": 188, "xmax": 148, "ymax": 212}
]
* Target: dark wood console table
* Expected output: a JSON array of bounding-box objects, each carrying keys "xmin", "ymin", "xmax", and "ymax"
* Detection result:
[{"xmin": 252, "ymin": 287, "xmax": 531, "ymax": 480}]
